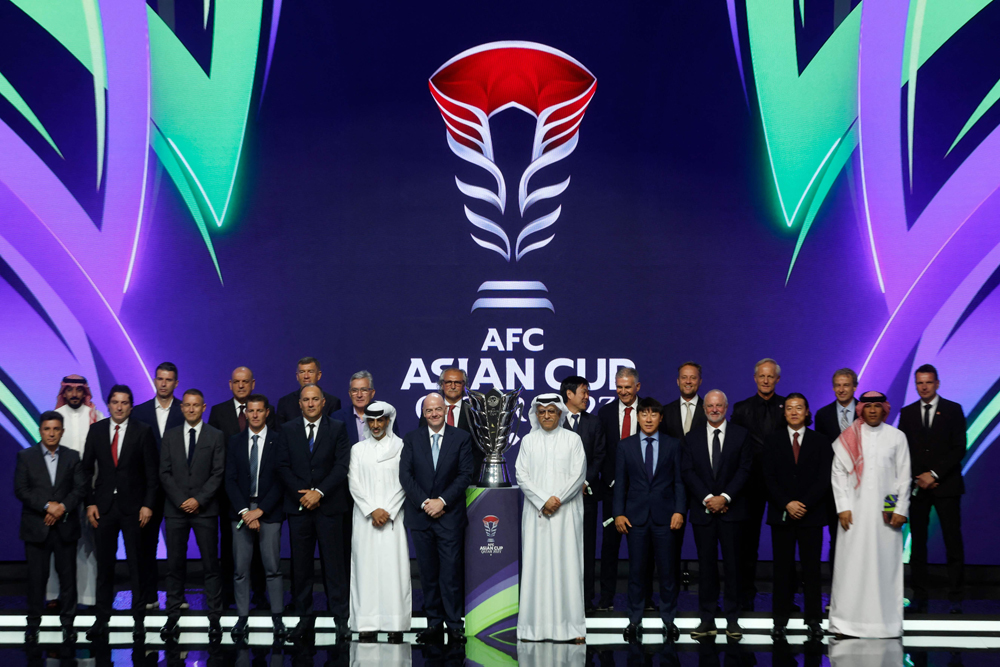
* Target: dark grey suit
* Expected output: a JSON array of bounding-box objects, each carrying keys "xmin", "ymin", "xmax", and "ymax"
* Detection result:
[{"xmin": 159, "ymin": 421, "xmax": 226, "ymax": 621}]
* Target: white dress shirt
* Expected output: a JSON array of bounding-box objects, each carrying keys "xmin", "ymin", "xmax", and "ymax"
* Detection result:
[
  {"xmin": 704, "ymin": 421, "xmax": 731, "ymax": 505},
  {"xmin": 155, "ymin": 397, "xmax": 175, "ymax": 436},
  {"xmin": 183, "ymin": 420, "xmax": 204, "ymax": 458},
  {"xmin": 920, "ymin": 394, "xmax": 940, "ymax": 429},
  {"xmin": 109, "ymin": 418, "xmax": 129, "ymax": 450},
  {"xmin": 618, "ymin": 399, "xmax": 638, "ymax": 437},
  {"xmin": 303, "ymin": 416, "xmax": 323, "ymax": 496},
  {"xmin": 247, "ymin": 425, "xmax": 267, "ymax": 492}
]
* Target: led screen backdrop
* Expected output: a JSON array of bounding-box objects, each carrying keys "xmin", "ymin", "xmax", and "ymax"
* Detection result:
[{"xmin": 2, "ymin": 0, "xmax": 1000, "ymax": 565}]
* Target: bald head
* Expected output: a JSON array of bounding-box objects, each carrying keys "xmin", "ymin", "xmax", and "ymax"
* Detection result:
[
  {"xmin": 423, "ymin": 392, "xmax": 446, "ymax": 431},
  {"xmin": 230, "ymin": 366, "xmax": 255, "ymax": 402},
  {"xmin": 299, "ymin": 384, "xmax": 325, "ymax": 421}
]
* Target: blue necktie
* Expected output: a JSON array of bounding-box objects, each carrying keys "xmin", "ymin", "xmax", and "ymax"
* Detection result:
[
  {"xmin": 431, "ymin": 433, "xmax": 441, "ymax": 470},
  {"xmin": 250, "ymin": 434, "xmax": 259, "ymax": 497},
  {"xmin": 644, "ymin": 437, "xmax": 654, "ymax": 480},
  {"xmin": 307, "ymin": 423, "xmax": 315, "ymax": 453},
  {"xmin": 711, "ymin": 429, "xmax": 722, "ymax": 478},
  {"xmin": 187, "ymin": 428, "xmax": 196, "ymax": 466}
]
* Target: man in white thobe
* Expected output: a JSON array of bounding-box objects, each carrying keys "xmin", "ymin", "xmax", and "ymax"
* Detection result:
[
  {"xmin": 348, "ymin": 401, "xmax": 411, "ymax": 642},
  {"xmin": 516, "ymin": 393, "xmax": 588, "ymax": 642},
  {"xmin": 51, "ymin": 375, "xmax": 103, "ymax": 607},
  {"xmin": 829, "ymin": 391, "xmax": 911, "ymax": 638}
]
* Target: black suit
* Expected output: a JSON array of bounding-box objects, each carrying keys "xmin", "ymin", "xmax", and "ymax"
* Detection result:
[
  {"xmin": 274, "ymin": 389, "xmax": 341, "ymax": 427},
  {"xmin": 899, "ymin": 396, "xmax": 968, "ymax": 602},
  {"xmin": 814, "ymin": 399, "xmax": 855, "ymax": 566},
  {"xmin": 729, "ymin": 393, "xmax": 785, "ymax": 609},
  {"xmin": 275, "ymin": 415, "xmax": 352, "ymax": 627},
  {"xmin": 82, "ymin": 418, "xmax": 159, "ymax": 623},
  {"xmin": 400, "ymin": 425, "xmax": 474, "ymax": 630},
  {"xmin": 160, "ymin": 422, "xmax": 226, "ymax": 621},
  {"xmin": 418, "ymin": 400, "xmax": 481, "ymax": 478},
  {"xmin": 681, "ymin": 422, "xmax": 752, "ymax": 623},
  {"xmin": 660, "ymin": 396, "xmax": 706, "ymax": 590},
  {"xmin": 15, "ymin": 445, "xmax": 87, "ymax": 628},
  {"xmin": 564, "ymin": 410, "xmax": 605, "ymax": 607},
  {"xmin": 131, "ymin": 396, "xmax": 183, "ymax": 605},
  {"xmin": 761, "ymin": 428, "xmax": 833, "ymax": 625}
]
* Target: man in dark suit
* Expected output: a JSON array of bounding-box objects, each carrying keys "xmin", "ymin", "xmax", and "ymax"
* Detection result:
[
  {"xmin": 899, "ymin": 364, "xmax": 968, "ymax": 614},
  {"xmin": 275, "ymin": 384, "xmax": 352, "ymax": 643},
  {"xmin": 274, "ymin": 357, "xmax": 342, "ymax": 426},
  {"xmin": 730, "ymin": 357, "xmax": 785, "ymax": 611},
  {"xmin": 762, "ymin": 393, "xmax": 832, "ymax": 641},
  {"xmin": 559, "ymin": 375, "xmax": 605, "ymax": 613},
  {"xmin": 418, "ymin": 368, "xmax": 479, "ymax": 474},
  {"xmin": 16, "ymin": 411, "xmax": 87, "ymax": 644},
  {"xmin": 158, "ymin": 389, "xmax": 226, "ymax": 642},
  {"xmin": 208, "ymin": 366, "xmax": 260, "ymax": 609},
  {"xmin": 614, "ymin": 398, "xmax": 686, "ymax": 643},
  {"xmin": 131, "ymin": 361, "xmax": 184, "ymax": 610},
  {"xmin": 82, "ymin": 385, "xmax": 159, "ymax": 642},
  {"xmin": 400, "ymin": 392, "xmax": 474, "ymax": 645},
  {"xmin": 596, "ymin": 366, "xmax": 641, "ymax": 611},
  {"xmin": 682, "ymin": 389, "xmax": 753, "ymax": 639},
  {"xmin": 225, "ymin": 394, "xmax": 286, "ymax": 642},
  {"xmin": 813, "ymin": 368, "xmax": 858, "ymax": 577}
]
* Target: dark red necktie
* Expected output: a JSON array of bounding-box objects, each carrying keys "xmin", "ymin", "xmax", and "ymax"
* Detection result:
[
  {"xmin": 621, "ymin": 406, "xmax": 632, "ymax": 440},
  {"xmin": 238, "ymin": 404, "xmax": 247, "ymax": 431},
  {"xmin": 111, "ymin": 425, "xmax": 120, "ymax": 466},
  {"xmin": 792, "ymin": 431, "xmax": 800, "ymax": 464},
  {"xmin": 447, "ymin": 405, "xmax": 456, "ymax": 427}
]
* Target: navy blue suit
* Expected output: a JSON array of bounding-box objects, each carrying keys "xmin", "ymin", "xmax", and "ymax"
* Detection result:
[
  {"xmin": 614, "ymin": 432, "xmax": 687, "ymax": 625},
  {"xmin": 226, "ymin": 429, "xmax": 283, "ymax": 523},
  {"xmin": 681, "ymin": 422, "xmax": 752, "ymax": 623},
  {"xmin": 400, "ymin": 425, "xmax": 474, "ymax": 630},
  {"xmin": 564, "ymin": 410, "xmax": 605, "ymax": 607}
]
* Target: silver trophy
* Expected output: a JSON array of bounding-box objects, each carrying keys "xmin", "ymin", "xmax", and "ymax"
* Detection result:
[{"xmin": 465, "ymin": 387, "xmax": 523, "ymax": 487}]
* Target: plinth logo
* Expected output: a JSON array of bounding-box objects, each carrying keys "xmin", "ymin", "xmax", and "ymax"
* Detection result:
[
  {"xmin": 483, "ymin": 514, "xmax": 500, "ymax": 540},
  {"xmin": 429, "ymin": 41, "xmax": 596, "ymax": 312}
]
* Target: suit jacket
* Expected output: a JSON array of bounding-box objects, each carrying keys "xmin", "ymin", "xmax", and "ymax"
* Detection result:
[
  {"xmin": 814, "ymin": 400, "xmax": 852, "ymax": 442},
  {"xmin": 563, "ymin": 410, "xmax": 605, "ymax": 487},
  {"xmin": 225, "ymin": 428, "xmax": 283, "ymax": 522},
  {"xmin": 208, "ymin": 399, "xmax": 277, "ymax": 443},
  {"xmin": 275, "ymin": 415, "xmax": 351, "ymax": 515},
  {"xmin": 83, "ymin": 418, "xmax": 159, "ymax": 514},
  {"xmin": 132, "ymin": 397, "xmax": 184, "ymax": 447},
  {"xmin": 332, "ymin": 406, "xmax": 401, "ymax": 445},
  {"xmin": 613, "ymin": 433, "xmax": 687, "ymax": 526},
  {"xmin": 159, "ymin": 422, "xmax": 226, "ymax": 517},
  {"xmin": 661, "ymin": 396, "xmax": 707, "ymax": 439},
  {"xmin": 899, "ymin": 397, "xmax": 967, "ymax": 497},
  {"xmin": 681, "ymin": 422, "xmax": 753, "ymax": 524},
  {"xmin": 418, "ymin": 401, "xmax": 482, "ymax": 476},
  {"xmin": 597, "ymin": 397, "xmax": 642, "ymax": 492},
  {"xmin": 275, "ymin": 389, "xmax": 341, "ymax": 427},
  {"xmin": 761, "ymin": 428, "xmax": 833, "ymax": 527},
  {"xmin": 15, "ymin": 446, "xmax": 87, "ymax": 543},
  {"xmin": 730, "ymin": 393, "xmax": 786, "ymax": 455},
  {"xmin": 399, "ymin": 425, "xmax": 474, "ymax": 532}
]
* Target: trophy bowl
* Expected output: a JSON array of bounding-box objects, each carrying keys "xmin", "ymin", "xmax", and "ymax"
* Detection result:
[{"xmin": 465, "ymin": 386, "xmax": 523, "ymax": 487}]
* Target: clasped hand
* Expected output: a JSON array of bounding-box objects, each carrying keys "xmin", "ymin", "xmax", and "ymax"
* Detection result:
[
  {"xmin": 914, "ymin": 472, "xmax": 939, "ymax": 490},
  {"xmin": 785, "ymin": 500, "xmax": 807, "ymax": 520},
  {"xmin": 243, "ymin": 508, "xmax": 264, "ymax": 530},
  {"xmin": 44, "ymin": 502, "xmax": 65, "ymax": 525},
  {"xmin": 180, "ymin": 498, "xmax": 200, "ymax": 514},
  {"xmin": 542, "ymin": 496, "xmax": 561, "ymax": 516},
  {"xmin": 371, "ymin": 508, "xmax": 390, "ymax": 527},
  {"xmin": 706, "ymin": 495, "xmax": 728, "ymax": 513},
  {"xmin": 423, "ymin": 498, "xmax": 445, "ymax": 518},
  {"xmin": 298, "ymin": 489, "xmax": 321, "ymax": 510}
]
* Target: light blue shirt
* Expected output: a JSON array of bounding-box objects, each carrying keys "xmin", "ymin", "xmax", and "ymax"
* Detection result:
[{"xmin": 641, "ymin": 431, "xmax": 659, "ymax": 472}]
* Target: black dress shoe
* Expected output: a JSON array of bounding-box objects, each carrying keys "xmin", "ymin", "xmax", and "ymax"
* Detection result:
[
  {"xmin": 447, "ymin": 628, "xmax": 466, "ymax": 644},
  {"xmin": 231, "ymin": 617, "xmax": 249, "ymax": 643},
  {"xmin": 160, "ymin": 618, "xmax": 179, "ymax": 642},
  {"xmin": 387, "ymin": 632, "xmax": 403, "ymax": 644},
  {"xmin": 272, "ymin": 616, "xmax": 288, "ymax": 642},
  {"xmin": 358, "ymin": 631, "xmax": 377, "ymax": 643},
  {"xmin": 644, "ymin": 602, "xmax": 656, "ymax": 612},
  {"xmin": 417, "ymin": 625, "xmax": 445, "ymax": 644},
  {"xmin": 623, "ymin": 622, "xmax": 641, "ymax": 643},
  {"xmin": 336, "ymin": 623, "xmax": 352, "ymax": 642},
  {"xmin": 86, "ymin": 621, "xmax": 109, "ymax": 641},
  {"xmin": 62, "ymin": 625, "xmax": 78, "ymax": 644},
  {"xmin": 663, "ymin": 623, "xmax": 679, "ymax": 642},
  {"xmin": 691, "ymin": 621, "xmax": 717, "ymax": 638},
  {"xmin": 725, "ymin": 622, "xmax": 743, "ymax": 639},
  {"xmin": 287, "ymin": 621, "xmax": 314, "ymax": 644},
  {"xmin": 806, "ymin": 622, "xmax": 825, "ymax": 640},
  {"xmin": 24, "ymin": 627, "xmax": 39, "ymax": 645},
  {"xmin": 133, "ymin": 624, "xmax": 146, "ymax": 644},
  {"xmin": 770, "ymin": 625, "xmax": 787, "ymax": 641},
  {"xmin": 209, "ymin": 619, "xmax": 223, "ymax": 642}
]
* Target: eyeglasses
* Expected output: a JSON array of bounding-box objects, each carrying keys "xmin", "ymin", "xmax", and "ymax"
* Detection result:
[
  {"xmin": 442, "ymin": 380, "xmax": 465, "ymax": 386},
  {"xmin": 349, "ymin": 388, "xmax": 373, "ymax": 395}
]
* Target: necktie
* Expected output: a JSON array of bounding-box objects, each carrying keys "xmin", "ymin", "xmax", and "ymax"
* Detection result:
[
  {"xmin": 250, "ymin": 434, "xmax": 259, "ymax": 497},
  {"xmin": 111, "ymin": 425, "xmax": 120, "ymax": 466},
  {"xmin": 447, "ymin": 405, "xmax": 456, "ymax": 427},
  {"xmin": 840, "ymin": 407, "xmax": 851, "ymax": 432},
  {"xmin": 924, "ymin": 404, "xmax": 932, "ymax": 429},
  {"xmin": 187, "ymin": 428, "xmax": 196, "ymax": 466},
  {"xmin": 307, "ymin": 423, "xmax": 316, "ymax": 452},
  {"xmin": 711, "ymin": 429, "xmax": 722, "ymax": 478},
  {"xmin": 683, "ymin": 402, "xmax": 693, "ymax": 435},
  {"xmin": 792, "ymin": 431, "xmax": 800, "ymax": 464},
  {"xmin": 572, "ymin": 414, "xmax": 579, "ymax": 432},
  {"xmin": 760, "ymin": 400, "xmax": 774, "ymax": 439},
  {"xmin": 431, "ymin": 433, "xmax": 441, "ymax": 470},
  {"xmin": 621, "ymin": 406, "xmax": 632, "ymax": 440},
  {"xmin": 238, "ymin": 404, "xmax": 247, "ymax": 432},
  {"xmin": 644, "ymin": 437, "xmax": 655, "ymax": 480}
]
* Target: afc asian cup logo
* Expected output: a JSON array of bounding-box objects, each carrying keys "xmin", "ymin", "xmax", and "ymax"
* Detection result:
[
  {"xmin": 429, "ymin": 41, "xmax": 596, "ymax": 311},
  {"xmin": 483, "ymin": 514, "xmax": 500, "ymax": 541}
]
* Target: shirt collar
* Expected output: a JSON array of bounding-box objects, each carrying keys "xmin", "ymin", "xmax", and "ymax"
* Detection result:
[
  {"xmin": 185, "ymin": 420, "xmax": 204, "ymax": 437},
  {"xmin": 249, "ymin": 425, "xmax": 267, "ymax": 441},
  {"xmin": 708, "ymin": 420, "xmax": 727, "ymax": 436},
  {"xmin": 428, "ymin": 425, "xmax": 444, "ymax": 440},
  {"xmin": 156, "ymin": 397, "xmax": 173, "ymax": 411},
  {"xmin": 111, "ymin": 418, "xmax": 129, "ymax": 429},
  {"xmin": 233, "ymin": 397, "xmax": 247, "ymax": 412},
  {"xmin": 921, "ymin": 394, "xmax": 940, "ymax": 411},
  {"xmin": 788, "ymin": 425, "xmax": 805, "ymax": 439},
  {"xmin": 681, "ymin": 396, "xmax": 699, "ymax": 406},
  {"xmin": 640, "ymin": 430, "xmax": 659, "ymax": 443},
  {"xmin": 43, "ymin": 446, "xmax": 59, "ymax": 460},
  {"xmin": 304, "ymin": 416, "xmax": 321, "ymax": 428},
  {"xmin": 619, "ymin": 399, "xmax": 637, "ymax": 413}
]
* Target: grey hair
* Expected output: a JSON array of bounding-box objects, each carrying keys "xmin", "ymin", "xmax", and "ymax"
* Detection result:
[
  {"xmin": 704, "ymin": 389, "xmax": 728, "ymax": 406},
  {"xmin": 615, "ymin": 366, "xmax": 639, "ymax": 383},
  {"xmin": 350, "ymin": 370, "xmax": 374, "ymax": 389},
  {"xmin": 754, "ymin": 358, "xmax": 781, "ymax": 376},
  {"xmin": 437, "ymin": 367, "xmax": 468, "ymax": 386}
]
